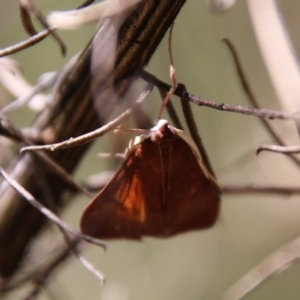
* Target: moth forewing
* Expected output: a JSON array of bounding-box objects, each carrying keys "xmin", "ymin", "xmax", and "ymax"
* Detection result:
[{"xmin": 174, "ymin": 128, "xmax": 221, "ymax": 192}]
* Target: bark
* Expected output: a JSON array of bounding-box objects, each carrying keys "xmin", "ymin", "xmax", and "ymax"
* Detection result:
[{"xmin": 0, "ymin": 0, "xmax": 186, "ymax": 277}]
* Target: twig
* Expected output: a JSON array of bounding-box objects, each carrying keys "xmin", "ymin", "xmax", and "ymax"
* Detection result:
[
  {"xmin": 0, "ymin": 28, "xmax": 55, "ymax": 58},
  {"xmin": 21, "ymin": 240, "xmax": 78, "ymax": 300},
  {"xmin": 33, "ymin": 166, "xmax": 105, "ymax": 286},
  {"xmin": 139, "ymin": 70, "xmax": 300, "ymax": 120},
  {"xmin": 190, "ymin": 92, "xmax": 299, "ymax": 120},
  {"xmin": 257, "ymin": 144, "xmax": 300, "ymax": 155},
  {"xmin": 97, "ymin": 153, "xmax": 125, "ymax": 159},
  {"xmin": 222, "ymin": 38, "xmax": 300, "ymax": 168},
  {"xmin": 0, "ymin": 117, "xmax": 93, "ymax": 197},
  {"xmin": 73, "ymin": 247, "xmax": 105, "ymax": 284},
  {"xmin": 156, "ymin": 24, "xmax": 184, "ymax": 130},
  {"xmin": 19, "ymin": 0, "xmax": 66, "ymax": 55},
  {"xmin": 35, "ymin": 151, "xmax": 94, "ymax": 197},
  {"xmin": 21, "ymin": 240, "xmax": 104, "ymax": 300},
  {"xmin": 0, "ymin": 168, "xmax": 106, "ymax": 249},
  {"xmin": 0, "ymin": 71, "xmax": 57, "ymax": 114},
  {"xmin": 222, "ymin": 184, "xmax": 300, "ymax": 195},
  {"xmin": 19, "ymin": 168, "xmax": 102, "ymax": 299},
  {"xmin": 178, "ymin": 83, "xmax": 216, "ymax": 178},
  {"xmin": 157, "ymin": 87, "xmax": 183, "ymax": 130},
  {"xmin": 222, "ymin": 234, "xmax": 300, "ymax": 300},
  {"xmin": 0, "ymin": 237, "xmax": 103, "ymax": 293},
  {"xmin": 20, "ymin": 83, "xmax": 153, "ymax": 153},
  {"xmin": 157, "ymin": 23, "xmax": 177, "ymax": 120}
]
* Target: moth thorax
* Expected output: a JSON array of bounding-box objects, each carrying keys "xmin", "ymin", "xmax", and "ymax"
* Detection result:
[{"xmin": 150, "ymin": 119, "xmax": 178, "ymax": 144}]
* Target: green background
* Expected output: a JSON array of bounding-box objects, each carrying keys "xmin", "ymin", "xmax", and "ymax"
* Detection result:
[{"xmin": 1, "ymin": 0, "xmax": 300, "ymax": 299}]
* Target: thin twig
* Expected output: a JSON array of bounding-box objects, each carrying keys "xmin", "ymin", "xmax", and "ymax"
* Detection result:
[
  {"xmin": 19, "ymin": 167, "xmax": 102, "ymax": 299},
  {"xmin": 0, "ymin": 117, "xmax": 93, "ymax": 197},
  {"xmin": 44, "ymin": 183, "xmax": 105, "ymax": 287},
  {"xmin": 0, "ymin": 71, "xmax": 57, "ymax": 114},
  {"xmin": 139, "ymin": 70, "xmax": 300, "ymax": 120},
  {"xmin": 0, "ymin": 168, "xmax": 106, "ymax": 249},
  {"xmin": 191, "ymin": 92, "xmax": 299, "ymax": 120},
  {"xmin": 19, "ymin": 0, "xmax": 66, "ymax": 55},
  {"xmin": 97, "ymin": 153, "xmax": 125, "ymax": 159},
  {"xmin": 0, "ymin": 28, "xmax": 55, "ymax": 58},
  {"xmin": 178, "ymin": 83, "xmax": 216, "ymax": 178},
  {"xmin": 157, "ymin": 24, "xmax": 183, "ymax": 129},
  {"xmin": 21, "ymin": 83, "xmax": 153, "ymax": 153},
  {"xmin": 21, "ymin": 240, "xmax": 78, "ymax": 300},
  {"xmin": 257, "ymin": 144, "xmax": 300, "ymax": 155},
  {"xmin": 35, "ymin": 151, "xmax": 94, "ymax": 197},
  {"xmin": 222, "ymin": 234, "xmax": 300, "ymax": 300},
  {"xmin": 222, "ymin": 38, "xmax": 300, "ymax": 168},
  {"xmin": 0, "ymin": 238, "xmax": 103, "ymax": 293},
  {"xmin": 222, "ymin": 184, "xmax": 300, "ymax": 195},
  {"xmin": 156, "ymin": 23, "xmax": 177, "ymax": 120},
  {"xmin": 73, "ymin": 247, "xmax": 105, "ymax": 284},
  {"xmin": 158, "ymin": 87, "xmax": 183, "ymax": 130},
  {"xmin": 0, "ymin": 240, "xmax": 73, "ymax": 292}
]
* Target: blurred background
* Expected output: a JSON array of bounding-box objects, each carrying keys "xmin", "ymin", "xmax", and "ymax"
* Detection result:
[{"xmin": 1, "ymin": 0, "xmax": 300, "ymax": 299}]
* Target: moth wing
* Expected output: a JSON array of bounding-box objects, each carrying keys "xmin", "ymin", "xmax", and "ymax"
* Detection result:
[
  {"xmin": 163, "ymin": 135, "xmax": 221, "ymax": 236},
  {"xmin": 80, "ymin": 146, "xmax": 147, "ymax": 240},
  {"xmin": 174, "ymin": 128, "xmax": 220, "ymax": 187}
]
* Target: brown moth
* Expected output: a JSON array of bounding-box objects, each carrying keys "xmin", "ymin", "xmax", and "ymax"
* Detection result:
[{"xmin": 80, "ymin": 119, "xmax": 221, "ymax": 239}]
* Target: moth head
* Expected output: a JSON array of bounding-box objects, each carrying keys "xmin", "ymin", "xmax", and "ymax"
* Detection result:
[{"xmin": 149, "ymin": 119, "xmax": 178, "ymax": 144}]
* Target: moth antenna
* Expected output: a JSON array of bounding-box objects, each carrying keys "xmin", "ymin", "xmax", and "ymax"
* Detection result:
[
  {"xmin": 114, "ymin": 128, "xmax": 148, "ymax": 134},
  {"xmin": 157, "ymin": 23, "xmax": 177, "ymax": 120},
  {"xmin": 97, "ymin": 152, "xmax": 125, "ymax": 159}
]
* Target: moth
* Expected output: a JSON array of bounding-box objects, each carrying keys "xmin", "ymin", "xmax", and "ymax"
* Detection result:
[{"xmin": 80, "ymin": 119, "xmax": 221, "ymax": 239}]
